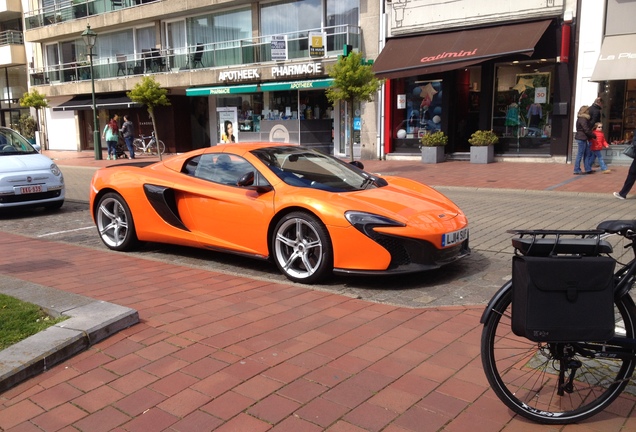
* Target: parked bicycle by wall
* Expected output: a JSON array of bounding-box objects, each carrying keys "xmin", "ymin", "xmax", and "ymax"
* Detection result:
[
  {"xmin": 480, "ymin": 221, "xmax": 636, "ymax": 424},
  {"xmin": 133, "ymin": 131, "xmax": 165, "ymax": 156}
]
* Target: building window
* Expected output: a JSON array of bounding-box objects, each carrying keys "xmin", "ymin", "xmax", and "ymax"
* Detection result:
[
  {"xmin": 493, "ymin": 60, "xmax": 555, "ymax": 155},
  {"xmin": 186, "ymin": 8, "xmax": 252, "ymax": 66}
]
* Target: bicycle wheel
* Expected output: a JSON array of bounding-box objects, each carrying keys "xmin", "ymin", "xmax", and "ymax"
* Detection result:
[
  {"xmin": 149, "ymin": 139, "xmax": 165, "ymax": 155},
  {"xmin": 133, "ymin": 138, "xmax": 144, "ymax": 153},
  {"xmin": 481, "ymin": 283, "xmax": 636, "ymax": 424}
]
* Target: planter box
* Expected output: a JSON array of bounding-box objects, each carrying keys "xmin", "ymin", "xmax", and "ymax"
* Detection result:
[
  {"xmin": 470, "ymin": 145, "xmax": 494, "ymax": 164},
  {"xmin": 421, "ymin": 146, "xmax": 445, "ymax": 163}
]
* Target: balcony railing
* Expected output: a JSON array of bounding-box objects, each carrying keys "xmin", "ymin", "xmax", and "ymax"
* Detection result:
[
  {"xmin": 24, "ymin": 0, "xmax": 159, "ymax": 30},
  {"xmin": 0, "ymin": 30, "xmax": 24, "ymax": 46},
  {"xmin": 29, "ymin": 25, "xmax": 361, "ymax": 87}
]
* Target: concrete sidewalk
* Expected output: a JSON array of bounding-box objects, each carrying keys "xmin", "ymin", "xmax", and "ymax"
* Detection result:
[{"xmin": 1, "ymin": 151, "xmax": 635, "ymax": 431}]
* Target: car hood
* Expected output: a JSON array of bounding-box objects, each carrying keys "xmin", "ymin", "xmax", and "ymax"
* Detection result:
[
  {"xmin": 0, "ymin": 154, "xmax": 54, "ymax": 173},
  {"xmin": 321, "ymin": 177, "xmax": 464, "ymax": 227}
]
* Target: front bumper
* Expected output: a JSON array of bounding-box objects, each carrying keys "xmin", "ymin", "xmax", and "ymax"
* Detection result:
[{"xmin": 333, "ymin": 232, "xmax": 470, "ymax": 276}]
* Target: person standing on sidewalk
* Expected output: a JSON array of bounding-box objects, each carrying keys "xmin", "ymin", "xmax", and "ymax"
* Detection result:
[
  {"xmin": 120, "ymin": 115, "xmax": 135, "ymax": 159},
  {"xmin": 589, "ymin": 97, "xmax": 603, "ymax": 126},
  {"xmin": 589, "ymin": 122, "xmax": 611, "ymax": 174},
  {"xmin": 573, "ymin": 105, "xmax": 595, "ymax": 175},
  {"xmin": 102, "ymin": 115, "xmax": 119, "ymax": 160},
  {"xmin": 614, "ymin": 133, "xmax": 636, "ymax": 199}
]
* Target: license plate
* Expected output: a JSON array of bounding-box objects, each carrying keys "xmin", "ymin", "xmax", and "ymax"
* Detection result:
[
  {"xmin": 442, "ymin": 228, "xmax": 468, "ymax": 247},
  {"xmin": 15, "ymin": 185, "xmax": 45, "ymax": 195}
]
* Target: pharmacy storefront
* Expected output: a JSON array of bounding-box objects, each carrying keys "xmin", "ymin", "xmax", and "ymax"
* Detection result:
[{"xmin": 186, "ymin": 60, "xmax": 343, "ymax": 155}]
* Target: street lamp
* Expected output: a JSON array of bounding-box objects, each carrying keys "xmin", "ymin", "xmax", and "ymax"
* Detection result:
[{"xmin": 81, "ymin": 24, "xmax": 101, "ymax": 160}]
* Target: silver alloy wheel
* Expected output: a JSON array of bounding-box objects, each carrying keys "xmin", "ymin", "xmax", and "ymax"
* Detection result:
[
  {"xmin": 274, "ymin": 216, "xmax": 323, "ymax": 280},
  {"xmin": 96, "ymin": 195, "xmax": 129, "ymax": 248}
]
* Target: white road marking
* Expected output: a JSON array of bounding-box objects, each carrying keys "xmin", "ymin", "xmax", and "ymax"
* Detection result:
[{"xmin": 38, "ymin": 226, "xmax": 95, "ymax": 237}]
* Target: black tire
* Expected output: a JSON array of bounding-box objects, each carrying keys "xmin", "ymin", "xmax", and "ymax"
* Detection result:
[
  {"xmin": 95, "ymin": 192, "xmax": 139, "ymax": 251},
  {"xmin": 149, "ymin": 140, "xmax": 165, "ymax": 155},
  {"xmin": 481, "ymin": 284, "xmax": 636, "ymax": 425},
  {"xmin": 271, "ymin": 211, "xmax": 333, "ymax": 284},
  {"xmin": 45, "ymin": 200, "xmax": 64, "ymax": 210}
]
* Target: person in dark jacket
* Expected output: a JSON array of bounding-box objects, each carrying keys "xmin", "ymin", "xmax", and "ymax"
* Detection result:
[
  {"xmin": 588, "ymin": 97, "xmax": 603, "ymax": 126},
  {"xmin": 573, "ymin": 105, "xmax": 596, "ymax": 175},
  {"xmin": 614, "ymin": 132, "xmax": 636, "ymax": 199}
]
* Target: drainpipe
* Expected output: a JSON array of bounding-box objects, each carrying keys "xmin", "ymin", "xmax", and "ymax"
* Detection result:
[{"xmin": 377, "ymin": 2, "xmax": 387, "ymax": 159}]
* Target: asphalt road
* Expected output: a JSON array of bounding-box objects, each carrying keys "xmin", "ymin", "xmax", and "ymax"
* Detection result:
[{"xmin": 2, "ymin": 186, "xmax": 633, "ymax": 309}]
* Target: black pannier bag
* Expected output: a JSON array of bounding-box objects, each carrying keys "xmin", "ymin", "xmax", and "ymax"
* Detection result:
[{"xmin": 512, "ymin": 255, "xmax": 616, "ymax": 342}]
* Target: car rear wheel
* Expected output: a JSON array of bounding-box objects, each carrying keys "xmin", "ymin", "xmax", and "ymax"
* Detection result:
[
  {"xmin": 272, "ymin": 211, "xmax": 333, "ymax": 284},
  {"xmin": 95, "ymin": 192, "xmax": 139, "ymax": 251}
]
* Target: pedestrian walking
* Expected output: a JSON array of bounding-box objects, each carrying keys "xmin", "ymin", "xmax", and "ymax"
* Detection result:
[
  {"xmin": 102, "ymin": 114, "xmax": 119, "ymax": 160},
  {"xmin": 614, "ymin": 133, "xmax": 636, "ymax": 199},
  {"xmin": 120, "ymin": 115, "xmax": 135, "ymax": 159},
  {"xmin": 573, "ymin": 105, "xmax": 595, "ymax": 175},
  {"xmin": 588, "ymin": 97, "xmax": 603, "ymax": 126},
  {"xmin": 589, "ymin": 122, "xmax": 611, "ymax": 174}
]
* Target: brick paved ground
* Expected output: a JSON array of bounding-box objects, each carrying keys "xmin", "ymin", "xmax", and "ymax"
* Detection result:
[{"xmin": 2, "ymin": 150, "xmax": 636, "ymax": 431}]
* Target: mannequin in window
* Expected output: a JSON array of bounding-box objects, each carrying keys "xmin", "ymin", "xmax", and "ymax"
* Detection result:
[{"xmin": 527, "ymin": 103, "xmax": 542, "ymax": 129}]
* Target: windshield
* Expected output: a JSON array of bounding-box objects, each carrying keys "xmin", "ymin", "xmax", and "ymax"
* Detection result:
[
  {"xmin": 0, "ymin": 128, "xmax": 38, "ymax": 155},
  {"xmin": 251, "ymin": 146, "xmax": 379, "ymax": 192}
]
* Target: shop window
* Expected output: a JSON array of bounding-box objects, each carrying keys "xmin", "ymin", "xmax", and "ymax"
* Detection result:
[
  {"xmin": 493, "ymin": 61, "xmax": 555, "ymax": 155},
  {"xmin": 606, "ymin": 80, "xmax": 636, "ymax": 144},
  {"xmin": 393, "ymin": 78, "xmax": 443, "ymax": 151}
]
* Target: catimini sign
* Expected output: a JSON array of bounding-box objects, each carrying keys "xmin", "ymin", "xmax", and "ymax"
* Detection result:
[{"xmin": 421, "ymin": 49, "xmax": 477, "ymax": 64}]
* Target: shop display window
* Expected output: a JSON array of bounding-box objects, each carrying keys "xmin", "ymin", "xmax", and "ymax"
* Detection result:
[
  {"xmin": 393, "ymin": 78, "xmax": 443, "ymax": 150},
  {"xmin": 493, "ymin": 60, "xmax": 555, "ymax": 154},
  {"xmin": 606, "ymin": 79, "xmax": 636, "ymax": 144}
]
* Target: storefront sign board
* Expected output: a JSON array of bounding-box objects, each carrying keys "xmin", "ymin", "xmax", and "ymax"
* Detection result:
[{"xmin": 271, "ymin": 35, "xmax": 288, "ymax": 61}]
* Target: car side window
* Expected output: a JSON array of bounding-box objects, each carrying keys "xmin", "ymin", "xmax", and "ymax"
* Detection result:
[
  {"xmin": 182, "ymin": 156, "xmax": 200, "ymax": 176},
  {"xmin": 191, "ymin": 153, "xmax": 268, "ymax": 187}
]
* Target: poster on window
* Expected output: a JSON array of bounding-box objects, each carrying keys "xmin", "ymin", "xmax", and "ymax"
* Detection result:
[
  {"xmin": 271, "ymin": 35, "xmax": 288, "ymax": 61},
  {"xmin": 309, "ymin": 32, "xmax": 326, "ymax": 58},
  {"xmin": 217, "ymin": 107, "xmax": 238, "ymax": 144}
]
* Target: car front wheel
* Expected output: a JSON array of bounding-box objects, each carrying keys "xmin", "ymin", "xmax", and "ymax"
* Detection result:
[
  {"xmin": 272, "ymin": 211, "xmax": 333, "ymax": 284},
  {"xmin": 95, "ymin": 192, "xmax": 139, "ymax": 251}
]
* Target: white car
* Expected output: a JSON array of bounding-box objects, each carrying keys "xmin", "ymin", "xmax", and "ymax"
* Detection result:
[{"xmin": 0, "ymin": 127, "xmax": 64, "ymax": 210}]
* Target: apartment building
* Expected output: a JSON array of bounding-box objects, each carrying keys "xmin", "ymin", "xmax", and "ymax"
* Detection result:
[
  {"xmin": 0, "ymin": 0, "xmax": 29, "ymax": 130},
  {"xmin": 24, "ymin": 0, "xmax": 381, "ymax": 159}
]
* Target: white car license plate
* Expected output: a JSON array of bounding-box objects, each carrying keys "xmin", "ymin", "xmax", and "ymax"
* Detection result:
[
  {"xmin": 15, "ymin": 185, "xmax": 45, "ymax": 195},
  {"xmin": 442, "ymin": 228, "xmax": 468, "ymax": 247}
]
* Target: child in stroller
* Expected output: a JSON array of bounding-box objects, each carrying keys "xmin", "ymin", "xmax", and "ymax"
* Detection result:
[{"xmin": 113, "ymin": 138, "xmax": 128, "ymax": 160}]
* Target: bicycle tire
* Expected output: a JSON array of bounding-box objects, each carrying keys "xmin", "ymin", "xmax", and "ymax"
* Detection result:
[
  {"xmin": 481, "ymin": 283, "xmax": 636, "ymax": 424},
  {"xmin": 149, "ymin": 139, "xmax": 165, "ymax": 155},
  {"xmin": 132, "ymin": 138, "xmax": 144, "ymax": 153}
]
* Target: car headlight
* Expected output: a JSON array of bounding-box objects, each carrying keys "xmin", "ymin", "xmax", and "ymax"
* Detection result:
[
  {"xmin": 345, "ymin": 211, "xmax": 405, "ymax": 236},
  {"xmin": 50, "ymin": 163, "xmax": 61, "ymax": 176}
]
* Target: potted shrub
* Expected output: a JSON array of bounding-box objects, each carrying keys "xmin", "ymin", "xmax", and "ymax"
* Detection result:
[
  {"xmin": 468, "ymin": 130, "xmax": 498, "ymax": 164},
  {"xmin": 18, "ymin": 114, "xmax": 37, "ymax": 144},
  {"xmin": 420, "ymin": 130, "xmax": 447, "ymax": 163}
]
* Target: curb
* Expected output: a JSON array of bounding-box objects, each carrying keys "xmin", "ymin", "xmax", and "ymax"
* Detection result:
[{"xmin": 0, "ymin": 277, "xmax": 138, "ymax": 393}]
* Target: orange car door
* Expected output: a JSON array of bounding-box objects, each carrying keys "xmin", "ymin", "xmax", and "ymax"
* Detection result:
[{"xmin": 182, "ymin": 153, "xmax": 276, "ymax": 256}]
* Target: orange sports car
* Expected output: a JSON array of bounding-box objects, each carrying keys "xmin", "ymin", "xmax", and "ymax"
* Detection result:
[{"xmin": 89, "ymin": 143, "xmax": 469, "ymax": 283}]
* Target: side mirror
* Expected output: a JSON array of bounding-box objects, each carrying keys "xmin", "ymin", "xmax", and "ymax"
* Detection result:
[
  {"xmin": 237, "ymin": 171, "xmax": 255, "ymax": 186},
  {"xmin": 237, "ymin": 171, "xmax": 273, "ymax": 193},
  {"xmin": 349, "ymin": 160, "xmax": 364, "ymax": 170}
]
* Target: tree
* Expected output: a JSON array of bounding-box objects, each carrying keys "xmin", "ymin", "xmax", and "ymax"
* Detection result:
[
  {"xmin": 326, "ymin": 50, "xmax": 382, "ymax": 161},
  {"xmin": 19, "ymin": 90, "xmax": 49, "ymax": 149},
  {"xmin": 126, "ymin": 76, "xmax": 171, "ymax": 160}
]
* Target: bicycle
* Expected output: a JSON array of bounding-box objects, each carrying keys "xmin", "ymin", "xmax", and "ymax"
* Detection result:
[
  {"xmin": 480, "ymin": 220, "xmax": 636, "ymax": 425},
  {"xmin": 133, "ymin": 131, "xmax": 165, "ymax": 156}
]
